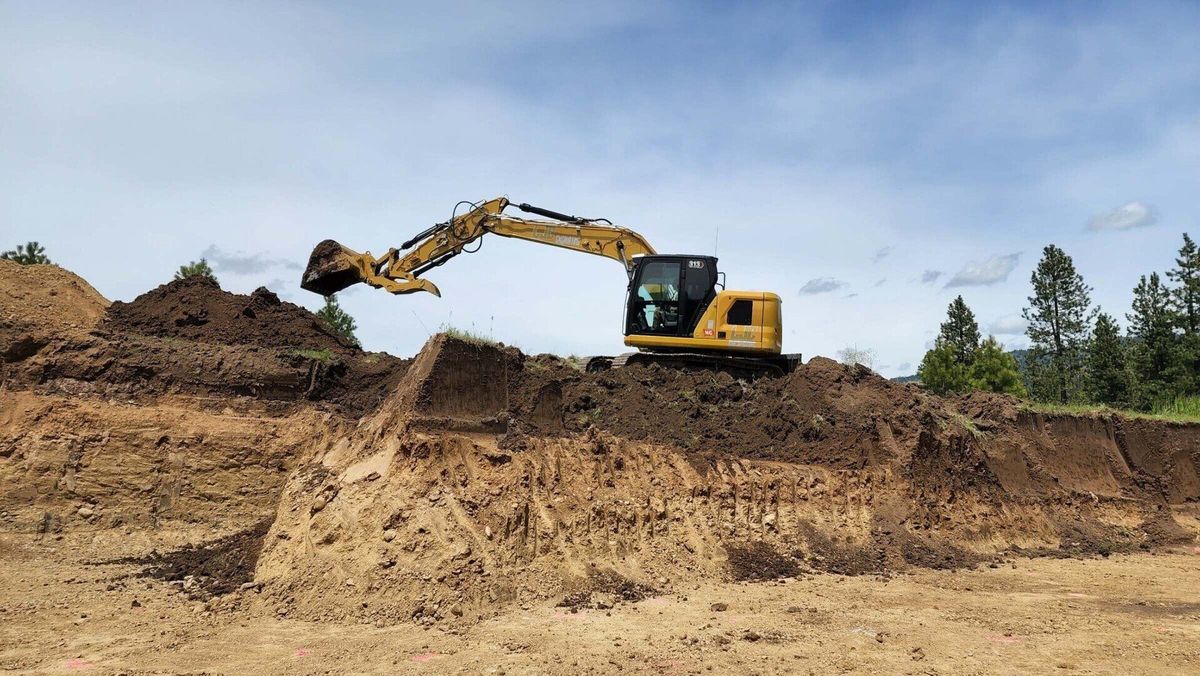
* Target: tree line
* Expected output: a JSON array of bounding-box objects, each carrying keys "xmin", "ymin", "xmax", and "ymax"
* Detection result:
[{"xmin": 919, "ymin": 233, "xmax": 1199, "ymax": 414}]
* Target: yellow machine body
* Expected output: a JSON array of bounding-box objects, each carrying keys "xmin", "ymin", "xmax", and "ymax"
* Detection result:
[{"xmin": 624, "ymin": 290, "xmax": 783, "ymax": 355}]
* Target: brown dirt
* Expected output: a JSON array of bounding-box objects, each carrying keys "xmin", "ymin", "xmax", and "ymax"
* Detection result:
[
  {"xmin": 2, "ymin": 262, "xmax": 1199, "ymax": 673},
  {"xmin": 0, "ymin": 259, "xmax": 108, "ymax": 361},
  {"xmin": 104, "ymin": 276, "xmax": 351, "ymax": 351},
  {"xmin": 116, "ymin": 519, "xmax": 272, "ymax": 598},
  {"xmin": 3, "ymin": 273, "xmax": 410, "ymax": 416},
  {"xmin": 726, "ymin": 541, "xmax": 803, "ymax": 581}
]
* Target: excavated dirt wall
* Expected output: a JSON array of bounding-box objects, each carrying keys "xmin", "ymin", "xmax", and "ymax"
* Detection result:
[
  {"xmin": 250, "ymin": 335, "xmax": 1199, "ymax": 624},
  {"xmin": 1, "ymin": 262, "xmax": 1197, "ymax": 626},
  {"xmin": 0, "ymin": 390, "xmax": 320, "ymax": 533}
]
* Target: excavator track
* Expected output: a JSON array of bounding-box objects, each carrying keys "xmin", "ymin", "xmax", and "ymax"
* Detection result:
[{"xmin": 586, "ymin": 351, "xmax": 801, "ymax": 380}]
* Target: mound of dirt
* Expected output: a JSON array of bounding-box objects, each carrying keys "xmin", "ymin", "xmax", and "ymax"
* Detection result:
[
  {"xmin": 0, "ymin": 273, "xmax": 412, "ymax": 416},
  {"xmin": 0, "ymin": 259, "xmax": 109, "ymax": 361},
  {"xmin": 105, "ymin": 276, "xmax": 351, "ymax": 351},
  {"xmin": 124, "ymin": 519, "xmax": 272, "ymax": 598},
  {"xmin": 551, "ymin": 356, "xmax": 937, "ymax": 470}
]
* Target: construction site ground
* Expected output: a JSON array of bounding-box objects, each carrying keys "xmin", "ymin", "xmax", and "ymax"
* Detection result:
[
  {"xmin": 2, "ymin": 259, "xmax": 1198, "ymax": 674},
  {"xmin": 2, "ymin": 532, "xmax": 1199, "ymax": 674}
]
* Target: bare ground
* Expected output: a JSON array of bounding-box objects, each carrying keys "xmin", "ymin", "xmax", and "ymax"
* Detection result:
[{"xmin": 1, "ymin": 531, "xmax": 1198, "ymax": 674}]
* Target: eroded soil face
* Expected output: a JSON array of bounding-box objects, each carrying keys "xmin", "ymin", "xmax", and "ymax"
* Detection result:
[{"xmin": 2, "ymin": 261, "xmax": 1199, "ymax": 673}]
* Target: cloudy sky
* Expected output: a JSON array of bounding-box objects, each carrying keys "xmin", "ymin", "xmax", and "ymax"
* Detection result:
[{"xmin": 3, "ymin": 1, "xmax": 1198, "ymax": 376}]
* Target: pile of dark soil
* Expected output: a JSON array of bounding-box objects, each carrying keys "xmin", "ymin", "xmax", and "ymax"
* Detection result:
[
  {"xmin": 547, "ymin": 356, "xmax": 938, "ymax": 470},
  {"xmin": 105, "ymin": 277, "xmax": 350, "ymax": 351},
  {"xmin": 1, "ymin": 276, "xmax": 413, "ymax": 416},
  {"xmin": 726, "ymin": 542, "xmax": 803, "ymax": 581},
  {"xmin": 125, "ymin": 520, "xmax": 271, "ymax": 598}
]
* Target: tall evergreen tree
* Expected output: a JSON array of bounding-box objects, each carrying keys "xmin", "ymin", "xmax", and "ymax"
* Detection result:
[
  {"xmin": 1087, "ymin": 312, "xmax": 1130, "ymax": 408},
  {"xmin": 1022, "ymin": 244, "xmax": 1096, "ymax": 404},
  {"xmin": 937, "ymin": 295, "xmax": 982, "ymax": 365},
  {"xmin": 1127, "ymin": 272, "xmax": 1177, "ymax": 409},
  {"xmin": 1167, "ymin": 233, "xmax": 1200, "ymax": 395},
  {"xmin": 1167, "ymin": 233, "xmax": 1199, "ymax": 336}
]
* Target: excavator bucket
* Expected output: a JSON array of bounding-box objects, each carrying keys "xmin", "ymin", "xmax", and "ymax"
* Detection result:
[{"xmin": 300, "ymin": 240, "xmax": 371, "ymax": 296}]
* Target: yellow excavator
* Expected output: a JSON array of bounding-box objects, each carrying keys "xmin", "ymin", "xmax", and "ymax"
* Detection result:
[{"xmin": 301, "ymin": 197, "xmax": 800, "ymax": 376}]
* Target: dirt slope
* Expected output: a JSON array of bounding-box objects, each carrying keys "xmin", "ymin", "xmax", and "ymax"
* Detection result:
[{"xmin": 0, "ymin": 259, "xmax": 108, "ymax": 360}]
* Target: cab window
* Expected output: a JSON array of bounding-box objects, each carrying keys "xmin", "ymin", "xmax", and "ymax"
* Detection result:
[
  {"xmin": 633, "ymin": 261, "xmax": 681, "ymax": 333},
  {"xmin": 727, "ymin": 299, "xmax": 753, "ymax": 326}
]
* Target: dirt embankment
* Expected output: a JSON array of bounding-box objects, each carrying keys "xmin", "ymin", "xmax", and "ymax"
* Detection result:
[
  {"xmin": 0, "ymin": 259, "xmax": 108, "ymax": 360},
  {"xmin": 248, "ymin": 335, "xmax": 1198, "ymax": 625},
  {"xmin": 3, "ymin": 272, "xmax": 409, "ymax": 416},
  {"xmin": 2, "ymin": 261, "xmax": 1198, "ymax": 627}
]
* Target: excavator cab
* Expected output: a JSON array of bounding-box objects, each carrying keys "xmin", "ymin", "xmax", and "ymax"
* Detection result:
[
  {"xmin": 625, "ymin": 255, "xmax": 718, "ymax": 337},
  {"xmin": 624, "ymin": 255, "xmax": 786, "ymax": 359}
]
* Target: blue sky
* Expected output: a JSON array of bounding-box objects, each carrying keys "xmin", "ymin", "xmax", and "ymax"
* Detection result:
[{"xmin": 3, "ymin": 1, "xmax": 1198, "ymax": 375}]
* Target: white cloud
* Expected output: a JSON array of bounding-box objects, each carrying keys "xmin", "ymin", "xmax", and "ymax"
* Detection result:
[
  {"xmin": 799, "ymin": 278, "xmax": 848, "ymax": 295},
  {"xmin": 989, "ymin": 315, "xmax": 1028, "ymax": 335},
  {"xmin": 920, "ymin": 270, "xmax": 942, "ymax": 284},
  {"xmin": 1086, "ymin": 201, "xmax": 1157, "ymax": 231},
  {"xmin": 872, "ymin": 246, "xmax": 892, "ymax": 263},
  {"xmin": 945, "ymin": 253, "xmax": 1021, "ymax": 288},
  {"xmin": 201, "ymin": 244, "xmax": 301, "ymax": 275}
]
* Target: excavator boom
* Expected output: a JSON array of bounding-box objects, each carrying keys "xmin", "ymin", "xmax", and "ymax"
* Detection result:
[{"xmin": 300, "ymin": 197, "xmax": 656, "ymax": 297}]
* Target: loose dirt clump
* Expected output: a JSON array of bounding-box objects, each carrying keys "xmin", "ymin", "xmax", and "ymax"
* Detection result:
[
  {"xmin": 726, "ymin": 542, "xmax": 803, "ymax": 581},
  {"xmin": 557, "ymin": 572, "xmax": 660, "ymax": 610},
  {"xmin": 123, "ymin": 520, "xmax": 272, "ymax": 598},
  {"xmin": 105, "ymin": 276, "xmax": 351, "ymax": 351}
]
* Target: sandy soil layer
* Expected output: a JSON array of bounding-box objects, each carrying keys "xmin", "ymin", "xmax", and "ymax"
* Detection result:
[{"xmin": 1, "ymin": 531, "xmax": 1197, "ymax": 674}]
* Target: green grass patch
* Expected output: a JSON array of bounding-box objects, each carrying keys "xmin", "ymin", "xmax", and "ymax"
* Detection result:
[
  {"xmin": 1152, "ymin": 395, "xmax": 1200, "ymax": 421},
  {"xmin": 1024, "ymin": 400, "xmax": 1200, "ymax": 424},
  {"xmin": 439, "ymin": 325, "xmax": 500, "ymax": 347},
  {"xmin": 950, "ymin": 412, "xmax": 985, "ymax": 438},
  {"xmin": 290, "ymin": 348, "xmax": 338, "ymax": 364}
]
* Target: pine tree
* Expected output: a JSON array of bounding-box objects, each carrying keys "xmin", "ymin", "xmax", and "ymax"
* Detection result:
[
  {"xmin": 1086, "ymin": 312, "xmax": 1130, "ymax": 408},
  {"xmin": 316, "ymin": 295, "xmax": 360, "ymax": 348},
  {"xmin": 1167, "ymin": 233, "xmax": 1200, "ymax": 395},
  {"xmin": 1022, "ymin": 244, "xmax": 1096, "ymax": 404},
  {"xmin": 968, "ymin": 336, "xmax": 1027, "ymax": 397},
  {"xmin": 937, "ymin": 295, "xmax": 982, "ymax": 365},
  {"xmin": 1, "ymin": 241, "xmax": 51, "ymax": 265},
  {"xmin": 1167, "ymin": 233, "xmax": 1199, "ymax": 336},
  {"xmin": 1127, "ymin": 272, "xmax": 1178, "ymax": 409},
  {"xmin": 175, "ymin": 258, "xmax": 217, "ymax": 282},
  {"xmin": 917, "ymin": 341, "xmax": 971, "ymax": 396}
]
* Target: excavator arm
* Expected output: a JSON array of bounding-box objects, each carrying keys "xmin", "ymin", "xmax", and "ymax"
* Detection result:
[{"xmin": 301, "ymin": 197, "xmax": 657, "ymax": 297}]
